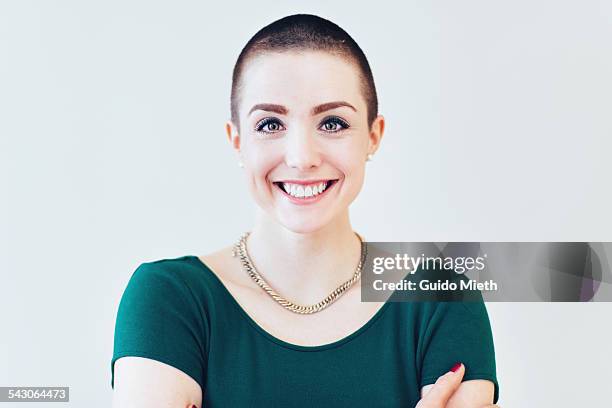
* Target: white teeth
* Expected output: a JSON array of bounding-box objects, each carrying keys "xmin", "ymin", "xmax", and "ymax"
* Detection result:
[
  {"xmin": 296, "ymin": 185, "xmax": 304, "ymax": 197},
  {"xmin": 281, "ymin": 181, "xmax": 331, "ymax": 198}
]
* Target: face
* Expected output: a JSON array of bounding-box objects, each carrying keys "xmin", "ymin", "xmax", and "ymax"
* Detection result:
[{"xmin": 227, "ymin": 50, "xmax": 384, "ymax": 234}]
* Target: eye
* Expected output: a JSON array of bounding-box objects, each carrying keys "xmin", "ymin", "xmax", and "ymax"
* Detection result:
[
  {"xmin": 255, "ymin": 117, "xmax": 285, "ymax": 134},
  {"xmin": 319, "ymin": 116, "xmax": 350, "ymax": 133}
]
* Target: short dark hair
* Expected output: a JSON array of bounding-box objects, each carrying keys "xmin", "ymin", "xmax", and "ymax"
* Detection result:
[{"xmin": 230, "ymin": 14, "xmax": 378, "ymax": 133}]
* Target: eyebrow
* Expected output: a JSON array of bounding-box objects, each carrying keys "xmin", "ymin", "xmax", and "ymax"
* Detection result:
[{"xmin": 248, "ymin": 101, "xmax": 357, "ymax": 116}]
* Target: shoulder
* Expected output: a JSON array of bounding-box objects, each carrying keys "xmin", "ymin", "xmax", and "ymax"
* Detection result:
[
  {"xmin": 387, "ymin": 301, "xmax": 492, "ymax": 336},
  {"xmin": 137, "ymin": 246, "xmax": 249, "ymax": 297},
  {"xmin": 136, "ymin": 255, "xmax": 203, "ymax": 280},
  {"xmin": 122, "ymin": 255, "xmax": 219, "ymax": 308},
  {"xmin": 112, "ymin": 255, "xmax": 211, "ymax": 401}
]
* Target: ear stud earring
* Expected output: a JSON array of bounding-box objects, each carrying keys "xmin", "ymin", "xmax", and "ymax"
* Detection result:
[
  {"xmin": 366, "ymin": 153, "xmax": 373, "ymax": 162},
  {"xmin": 238, "ymin": 161, "xmax": 244, "ymax": 168}
]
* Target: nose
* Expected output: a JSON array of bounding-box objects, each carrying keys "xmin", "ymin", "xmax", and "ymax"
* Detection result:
[{"xmin": 284, "ymin": 127, "xmax": 322, "ymax": 170}]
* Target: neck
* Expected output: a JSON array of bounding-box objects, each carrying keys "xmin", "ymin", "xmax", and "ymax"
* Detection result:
[{"xmin": 244, "ymin": 209, "xmax": 363, "ymax": 305}]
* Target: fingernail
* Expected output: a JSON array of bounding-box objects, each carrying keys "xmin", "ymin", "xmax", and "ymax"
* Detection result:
[{"xmin": 450, "ymin": 362, "xmax": 463, "ymax": 372}]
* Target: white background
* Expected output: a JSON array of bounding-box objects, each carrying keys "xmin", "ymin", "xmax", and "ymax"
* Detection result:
[{"xmin": 1, "ymin": 1, "xmax": 611, "ymax": 406}]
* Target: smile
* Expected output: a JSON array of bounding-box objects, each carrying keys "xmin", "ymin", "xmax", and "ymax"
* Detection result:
[{"xmin": 273, "ymin": 179, "xmax": 339, "ymax": 202}]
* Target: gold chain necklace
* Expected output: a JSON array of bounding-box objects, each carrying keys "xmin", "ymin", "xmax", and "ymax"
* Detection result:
[{"xmin": 231, "ymin": 231, "xmax": 367, "ymax": 314}]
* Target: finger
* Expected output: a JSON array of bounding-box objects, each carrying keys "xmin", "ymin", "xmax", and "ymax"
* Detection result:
[{"xmin": 417, "ymin": 362, "xmax": 465, "ymax": 407}]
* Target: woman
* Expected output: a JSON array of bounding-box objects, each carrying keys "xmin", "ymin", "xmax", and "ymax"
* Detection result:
[{"xmin": 111, "ymin": 14, "xmax": 500, "ymax": 407}]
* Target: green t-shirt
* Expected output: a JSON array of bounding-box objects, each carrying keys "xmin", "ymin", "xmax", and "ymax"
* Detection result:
[{"xmin": 111, "ymin": 256, "xmax": 499, "ymax": 406}]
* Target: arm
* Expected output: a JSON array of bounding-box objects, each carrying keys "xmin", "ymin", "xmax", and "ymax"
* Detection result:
[
  {"xmin": 111, "ymin": 262, "xmax": 208, "ymax": 407},
  {"xmin": 112, "ymin": 356, "xmax": 202, "ymax": 408},
  {"xmin": 417, "ymin": 298, "xmax": 499, "ymax": 404}
]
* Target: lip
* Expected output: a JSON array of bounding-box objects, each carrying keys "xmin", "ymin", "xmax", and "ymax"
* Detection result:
[
  {"xmin": 273, "ymin": 179, "xmax": 339, "ymax": 206},
  {"xmin": 273, "ymin": 179, "xmax": 336, "ymax": 185}
]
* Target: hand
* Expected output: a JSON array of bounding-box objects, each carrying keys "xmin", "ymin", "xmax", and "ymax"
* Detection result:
[
  {"xmin": 416, "ymin": 363, "xmax": 465, "ymax": 408},
  {"xmin": 416, "ymin": 363, "xmax": 501, "ymax": 408}
]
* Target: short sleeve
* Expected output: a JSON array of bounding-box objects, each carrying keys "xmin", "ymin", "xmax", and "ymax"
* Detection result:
[
  {"xmin": 110, "ymin": 261, "xmax": 207, "ymax": 391},
  {"xmin": 417, "ymin": 300, "xmax": 500, "ymax": 404}
]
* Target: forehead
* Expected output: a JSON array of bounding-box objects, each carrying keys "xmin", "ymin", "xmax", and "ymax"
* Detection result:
[{"xmin": 239, "ymin": 51, "xmax": 365, "ymax": 115}]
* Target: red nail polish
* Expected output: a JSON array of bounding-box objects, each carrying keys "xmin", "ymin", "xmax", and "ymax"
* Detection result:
[{"xmin": 450, "ymin": 362, "xmax": 462, "ymax": 372}]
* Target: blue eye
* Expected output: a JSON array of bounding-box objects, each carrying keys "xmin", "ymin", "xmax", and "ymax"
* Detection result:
[
  {"xmin": 319, "ymin": 116, "xmax": 350, "ymax": 133},
  {"xmin": 255, "ymin": 118, "xmax": 285, "ymax": 133},
  {"xmin": 254, "ymin": 116, "xmax": 350, "ymax": 134}
]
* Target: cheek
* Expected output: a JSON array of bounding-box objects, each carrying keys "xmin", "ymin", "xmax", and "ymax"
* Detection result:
[
  {"xmin": 243, "ymin": 144, "xmax": 282, "ymax": 185},
  {"xmin": 347, "ymin": 163, "xmax": 366, "ymax": 192},
  {"xmin": 341, "ymin": 146, "xmax": 368, "ymax": 189},
  {"xmin": 332, "ymin": 143, "xmax": 366, "ymax": 177}
]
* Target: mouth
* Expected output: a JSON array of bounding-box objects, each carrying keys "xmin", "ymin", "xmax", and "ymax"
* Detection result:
[{"xmin": 272, "ymin": 179, "xmax": 339, "ymax": 202}]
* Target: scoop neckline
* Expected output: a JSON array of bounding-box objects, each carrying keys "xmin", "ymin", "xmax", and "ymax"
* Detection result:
[{"xmin": 187, "ymin": 254, "xmax": 392, "ymax": 352}]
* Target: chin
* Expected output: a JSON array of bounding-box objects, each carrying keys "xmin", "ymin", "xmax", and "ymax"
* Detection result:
[{"xmin": 275, "ymin": 213, "xmax": 334, "ymax": 235}]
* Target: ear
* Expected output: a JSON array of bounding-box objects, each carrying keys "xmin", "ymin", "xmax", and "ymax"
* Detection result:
[
  {"xmin": 367, "ymin": 114, "xmax": 385, "ymax": 155},
  {"xmin": 225, "ymin": 120, "xmax": 241, "ymax": 152}
]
